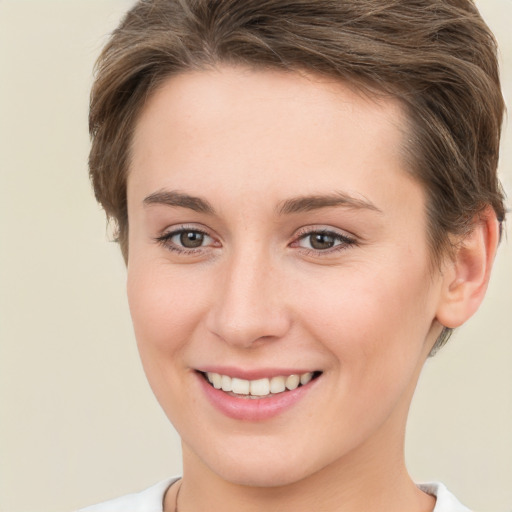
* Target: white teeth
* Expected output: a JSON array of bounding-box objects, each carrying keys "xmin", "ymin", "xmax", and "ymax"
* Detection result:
[
  {"xmin": 270, "ymin": 376, "xmax": 286, "ymax": 393},
  {"xmin": 221, "ymin": 374, "xmax": 232, "ymax": 392},
  {"xmin": 250, "ymin": 378, "xmax": 270, "ymax": 396},
  {"xmin": 285, "ymin": 374, "xmax": 300, "ymax": 391},
  {"xmin": 207, "ymin": 372, "xmax": 222, "ymax": 389},
  {"xmin": 231, "ymin": 377, "xmax": 250, "ymax": 395},
  {"xmin": 206, "ymin": 371, "xmax": 316, "ymax": 397},
  {"xmin": 211, "ymin": 373, "xmax": 222, "ymax": 389},
  {"xmin": 300, "ymin": 372, "xmax": 313, "ymax": 385}
]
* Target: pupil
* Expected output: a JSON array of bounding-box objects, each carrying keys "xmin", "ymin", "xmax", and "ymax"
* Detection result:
[
  {"xmin": 180, "ymin": 231, "xmax": 204, "ymax": 248},
  {"xmin": 310, "ymin": 233, "xmax": 334, "ymax": 250}
]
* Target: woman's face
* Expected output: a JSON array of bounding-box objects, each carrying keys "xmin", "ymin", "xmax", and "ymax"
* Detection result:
[{"xmin": 126, "ymin": 67, "xmax": 446, "ymax": 486}]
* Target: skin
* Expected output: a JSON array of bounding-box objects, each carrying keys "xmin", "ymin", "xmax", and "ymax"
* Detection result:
[{"xmin": 125, "ymin": 66, "xmax": 498, "ymax": 512}]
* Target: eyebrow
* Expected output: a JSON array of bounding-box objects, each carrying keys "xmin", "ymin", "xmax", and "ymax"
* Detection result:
[
  {"xmin": 277, "ymin": 192, "xmax": 382, "ymax": 215},
  {"xmin": 143, "ymin": 189, "xmax": 382, "ymax": 216},
  {"xmin": 143, "ymin": 190, "xmax": 215, "ymax": 214}
]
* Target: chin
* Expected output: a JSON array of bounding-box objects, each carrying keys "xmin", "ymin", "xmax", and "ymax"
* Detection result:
[
  {"xmin": 213, "ymin": 461, "xmax": 313, "ymax": 488},
  {"xmin": 191, "ymin": 437, "xmax": 333, "ymax": 489}
]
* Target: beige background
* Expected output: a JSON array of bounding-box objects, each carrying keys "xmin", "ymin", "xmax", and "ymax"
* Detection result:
[{"xmin": 0, "ymin": 1, "xmax": 511, "ymax": 511}]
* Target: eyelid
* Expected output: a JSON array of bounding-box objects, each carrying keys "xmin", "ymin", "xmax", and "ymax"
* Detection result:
[
  {"xmin": 154, "ymin": 223, "xmax": 220, "ymax": 253},
  {"xmin": 291, "ymin": 225, "xmax": 357, "ymax": 254},
  {"xmin": 294, "ymin": 224, "xmax": 356, "ymax": 241}
]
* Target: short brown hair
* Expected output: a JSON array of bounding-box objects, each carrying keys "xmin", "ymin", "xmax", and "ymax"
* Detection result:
[{"xmin": 89, "ymin": 0, "xmax": 506, "ymax": 351}]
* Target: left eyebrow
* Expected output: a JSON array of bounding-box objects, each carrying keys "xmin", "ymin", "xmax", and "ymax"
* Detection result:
[{"xmin": 277, "ymin": 191, "xmax": 382, "ymax": 215}]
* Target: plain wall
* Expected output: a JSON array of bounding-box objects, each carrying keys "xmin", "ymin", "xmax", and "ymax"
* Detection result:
[{"xmin": 0, "ymin": 1, "xmax": 510, "ymax": 511}]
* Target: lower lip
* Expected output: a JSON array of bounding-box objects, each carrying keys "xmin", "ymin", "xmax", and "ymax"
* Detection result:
[{"xmin": 197, "ymin": 373, "xmax": 319, "ymax": 422}]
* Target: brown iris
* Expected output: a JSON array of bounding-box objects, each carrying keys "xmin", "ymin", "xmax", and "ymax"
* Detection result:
[
  {"xmin": 309, "ymin": 233, "xmax": 336, "ymax": 250},
  {"xmin": 180, "ymin": 231, "xmax": 205, "ymax": 248}
]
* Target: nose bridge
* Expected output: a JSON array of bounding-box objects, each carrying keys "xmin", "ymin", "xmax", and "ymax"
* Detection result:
[{"xmin": 207, "ymin": 246, "xmax": 290, "ymax": 347}]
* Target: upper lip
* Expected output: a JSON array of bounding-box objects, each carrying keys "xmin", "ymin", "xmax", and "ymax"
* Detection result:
[{"xmin": 195, "ymin": 366, "xmax": 320, "ymax": 381}]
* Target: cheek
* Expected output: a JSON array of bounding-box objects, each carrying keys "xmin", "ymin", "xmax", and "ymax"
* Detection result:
[
  {"xmin": 127, "ymin": 262, "xmax": 206, "ymax": 357},
  {"xmin": 126, "ymin": 262, "xmax": 210, "ymax": 421},
  {"xmin": 297, "ymin": 260, "xmax": 435, "ymax": 375}
]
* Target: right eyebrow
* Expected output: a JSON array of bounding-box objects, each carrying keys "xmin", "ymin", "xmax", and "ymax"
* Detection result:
[{"xmin": 143, "ymin": 189, "xmax": 215, "ymax": 214}]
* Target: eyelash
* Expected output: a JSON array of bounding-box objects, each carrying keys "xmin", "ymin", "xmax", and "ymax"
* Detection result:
[
  {"xmin": 155, "ymin": 225, "xmax": 216, "ymax": 254},
  {"xmin": 154, "ymin": 226, "xmax": 357, "ymax": 256},
  {"xmin": 292, "ymin": 228, "xmax": 357, "ymax": 256}
]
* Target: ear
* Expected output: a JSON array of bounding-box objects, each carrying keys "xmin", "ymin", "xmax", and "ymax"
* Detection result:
[{"xmin": 435, "ymin": 207, "xmax": 501, "ymax": 329}]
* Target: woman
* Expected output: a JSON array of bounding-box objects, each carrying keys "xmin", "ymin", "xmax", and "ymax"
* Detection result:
[{"xmin": 80, "ymin": 1, "xmax": 505, "ymax": 510}]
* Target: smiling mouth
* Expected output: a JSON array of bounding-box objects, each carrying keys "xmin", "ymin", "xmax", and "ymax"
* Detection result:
[{"xmin": 199, "ymin": 371, "xmax": 322, "ymax": 399}]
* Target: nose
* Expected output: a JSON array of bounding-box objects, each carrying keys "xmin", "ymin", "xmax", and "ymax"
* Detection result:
[{"xmin": 205, "ymin": 250, "xmax": 292, "ymax": 348}]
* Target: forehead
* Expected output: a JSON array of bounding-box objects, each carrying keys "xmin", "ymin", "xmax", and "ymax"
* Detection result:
[
  {"xmin": 134, "ymin": 67, "xmax": 407, "ymax": 144},
  {"xmin": 128, "ymin": 66, "xmax": 424, "ymax": 231}
]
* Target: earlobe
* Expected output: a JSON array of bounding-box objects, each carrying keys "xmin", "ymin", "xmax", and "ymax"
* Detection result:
[{"xmin": 435, "ymin": 207, "xmax": 500, "ymax": 329}]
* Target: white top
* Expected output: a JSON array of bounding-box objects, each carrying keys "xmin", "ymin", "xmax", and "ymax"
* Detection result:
[{"xmin": 77, "ymin": 478, "xmax": 471, "ymax": 512}]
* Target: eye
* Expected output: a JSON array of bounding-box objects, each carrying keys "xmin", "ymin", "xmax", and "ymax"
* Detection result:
[
  {"xmin": 155, "ymin": 227, "xmax": 217, "ymax": 253},
  {"xmin": 173, "ymin": 230, "xmax": 209, "ymax": 249},
  {"xmin": 301, "ymin": 232, "xmax": 339, "ymax": 250},
  {"xmin": 294, "ymin": 228, "xmax": 356, "ymax": 253}
]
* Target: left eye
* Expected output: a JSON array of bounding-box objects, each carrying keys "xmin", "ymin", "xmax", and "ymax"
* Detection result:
[{"xmin": 297, "ymin": 231, "xmax": 354, "ymax": 251}]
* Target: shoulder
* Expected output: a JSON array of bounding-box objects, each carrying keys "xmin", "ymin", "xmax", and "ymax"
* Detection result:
[
  {"xmin": 76, "ymin": 477, "xmax": 179, "ymax": 512},
  {"xmin": 418, "ymin": 482, "xmax": 472, "ymax": 512}
]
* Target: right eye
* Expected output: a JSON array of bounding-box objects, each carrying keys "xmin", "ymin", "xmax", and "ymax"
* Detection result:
[
  {"xmin": 155, "ymin": 227, "xmax": 217, "ymax": 253},
  {"xmin": 173, "ymin": 230, "xmax": 209, "ymax": 248}
]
